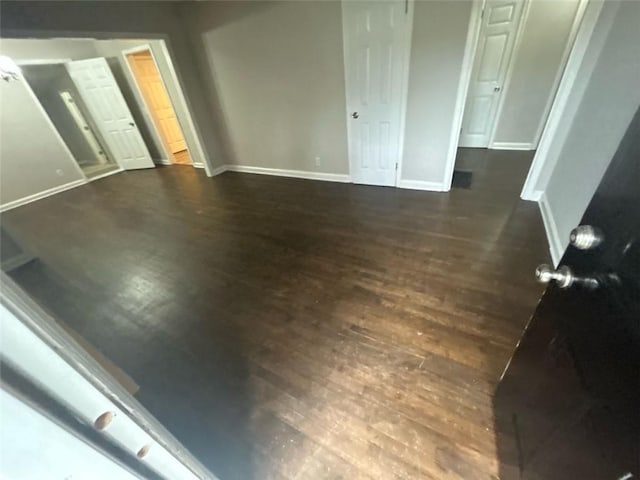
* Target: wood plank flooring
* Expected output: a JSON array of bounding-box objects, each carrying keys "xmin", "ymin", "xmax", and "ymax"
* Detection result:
[{"xmin": 2, "ymin": 149, "xmax": 550, "ymax": 479}]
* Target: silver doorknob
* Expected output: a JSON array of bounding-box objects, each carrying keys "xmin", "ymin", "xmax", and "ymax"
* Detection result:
[
  {"xmin": 535, "ymin": 264, "xmax": 574, "ymax": 288},
  {"xmin": 570, "ymin": 225, "xmax": 604, "ymax": 250},
  {"xmin": 129, "ymin": 122, "xmax": 135, "ymax": 127},
  {"xmin": 494, "ymin": 86, "xmax": 501, "ymax": 92},
  {"xmin": 352, "ymin": 112, "xmax": 359, "ymax": 119}
]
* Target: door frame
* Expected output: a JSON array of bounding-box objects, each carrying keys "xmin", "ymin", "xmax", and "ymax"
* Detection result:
[
  {"xmin": 0, "ymin": 272, "xmax": 217, "ymax": 480},
  {"xmin": 341, "ymin": 0, "xmax": 415, "ymax": 187},
  {"xmin": 442, "ymin": 0, "xmax": 485, "ymax": 191},
  {"xmin": 121, "ymin": 44, "xmax": 175, "ymax": 165},
  {"xmin": 121, "ymin": 44, "xmax": 195, "ymax": 167}
]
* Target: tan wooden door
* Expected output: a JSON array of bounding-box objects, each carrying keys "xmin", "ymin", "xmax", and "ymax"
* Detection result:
[{"xmin": 127, "ymin": 50, "xmax": 190, "ymax": 163}]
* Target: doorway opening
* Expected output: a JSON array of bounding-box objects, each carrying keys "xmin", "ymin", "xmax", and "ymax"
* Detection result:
[
  {"xmin": 450, "ymin": 0, "xmax": 587, "ymax": 193},
  {"xmin": 123, "ymin": 46, "xmax": 193, "ymax": 166}
]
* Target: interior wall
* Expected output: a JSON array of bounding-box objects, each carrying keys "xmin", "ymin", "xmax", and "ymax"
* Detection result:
[
  {"xmin": 21, "ymin": 64, "xmax": 103, "ymax": 167},
  {"xmin": 539, "ymin": 0, "xmax": 640, "ymax": 262},
  {"xmin": 180, "ymin": 1, "xmax": 349, "ymax": 174},
  {"xmin": 0, "ymin": 0, "xmax": 222, "ymax": 171},
  {"xmin": 402, "ymin": 0, "xmax": 472, "ymax": 186},
  {"xmin": 0, "ymin": 74, "xmax": 84, "ymax": 208},
  {"xmin": 492, "ymin": 0, "xmax": 583, "ymax": 148}
]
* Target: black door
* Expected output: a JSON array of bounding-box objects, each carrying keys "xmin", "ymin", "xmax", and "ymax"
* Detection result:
[{"xmin": 494, "ymin": 108, "xmax": 640, "ymax": 479}]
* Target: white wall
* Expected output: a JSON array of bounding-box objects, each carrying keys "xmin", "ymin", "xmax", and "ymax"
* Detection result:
[
  {"xmin": 492, "ymin": 0, "xmax": 583, "ymax": 148},
  {"xmin": 21, "ymin": 63, "xmax": 101, "ymax": 167},
  {"xmin": 538, "ymin": 0, "xmax": 640, "ymax": 263},
  {"xmin": 402, "ymin": 0, "xmax": 472, "ymax": 188},
  {"xmin": 181, "ymin": 1, "xmax": 349, "ymax": 174},
  {"xmin": 0, "ymin": 73, "xmax": 84, "ymax": 208}
]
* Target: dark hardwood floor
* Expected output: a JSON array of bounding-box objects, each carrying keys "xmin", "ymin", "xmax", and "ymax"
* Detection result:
[{"xmin": 2, "ymin": 150, "xmax": 549, "ymax": 479}]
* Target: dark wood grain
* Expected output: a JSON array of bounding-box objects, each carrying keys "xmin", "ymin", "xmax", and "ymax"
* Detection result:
[{"xmin": 2, "ymin": 150, "xmax": 549, "ymax": 479}]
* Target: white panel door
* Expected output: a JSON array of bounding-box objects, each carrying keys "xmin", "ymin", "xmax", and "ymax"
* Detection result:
[
  {"xmin": 343, "ymin": 1, "xmax": 413, "ymax": 186},
  {"xmin": 66, "ymin": 58, "xmax": 155, "ymax": 170},
  {"xmin": 459, "ymin": 0, "xmax": 524, "ymax": 148}
]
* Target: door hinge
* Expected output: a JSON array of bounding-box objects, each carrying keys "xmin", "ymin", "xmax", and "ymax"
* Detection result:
[
  {"xmin": 481, "ymin": 7, "xmax": 485, "ymax": 19},
  {"xmin": 395, "ymin": 162, "xmax": 399, "ymax": 171}
]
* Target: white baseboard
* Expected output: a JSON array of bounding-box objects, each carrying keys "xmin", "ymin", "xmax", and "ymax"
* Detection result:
[
  {"xmin": 397, "ymin": 179, "xmax": 447, "ymax": 192},
  {"xmin": 154, "ymin": 159, "xmax": 172, "ymax": 166},
  {"xmin": 538, "ymin": 192, "xmax": 564, "ymax": 266},
  {"xmin": 224, "ymin": 165, "xmax": 352, "ymax": 183},
  {"xmin": 1, "ymin": 252, "xmax": 35, "ymax": 272},
  {"xmin": 87, "ymin": 167, "xmax": 123, "ymax": 182},
  {"xmin": 192, "ymin": 163, "xmax": 204, "ymax": 169},
  {"xmin": 490, "ymin": 142, "xmax": 535, "ymax": 151},
  {"xmin": 0, "ymin": 179, "xmax": 87, "ymax": 213},
  {"xmin": 209, "ymin": 164, "xmax": 228, "ymax": 176}
]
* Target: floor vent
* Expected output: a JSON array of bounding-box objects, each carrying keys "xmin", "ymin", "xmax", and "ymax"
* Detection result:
[{"xmin": 452, "ymin": 170, "xmax": 473, "ymax": 189}]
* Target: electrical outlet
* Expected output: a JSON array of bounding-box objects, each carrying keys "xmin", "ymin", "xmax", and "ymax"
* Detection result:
[{"xmin": 314, "ymin": 156, "xmax": 321, "ymax": 167}]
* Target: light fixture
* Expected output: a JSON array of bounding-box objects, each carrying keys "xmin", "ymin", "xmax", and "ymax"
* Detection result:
[{"xmin": 0, "ymin": 56, "xmax": 21, "ymax": 82}]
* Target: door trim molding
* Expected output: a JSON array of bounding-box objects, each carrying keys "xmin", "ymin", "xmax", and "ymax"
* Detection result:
[
  {"xmin": 538, "ymin": 192, "xmax": 563, "ymax": 266},
  {"xmin": 154, "ymin": 40, "xmax": 213, "ymax": 176},
  {"xmin": 394, "ymin": 0, "xmax": 415, "ymax": 187},
  {"xmin": 442, "ymin": 0, "xmax": 484, "ymax": 191},
  {"xmin": 341, "ymin": 0, "xmax": 414, "ymax": 187},
  {"xmin": 520, "ymin": 0, "xmax": 607, "ymax": 201}
]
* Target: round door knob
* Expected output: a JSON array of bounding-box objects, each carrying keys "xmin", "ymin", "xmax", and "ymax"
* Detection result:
[
  {"xmin": 570, "ymin": 225, "xmax": 604, "ymax": 250},
  {"xmin": 535, "ymin": 264, "xmax": 574, "ymax": 289},
  {"xmin": 352, "ymin": 112, "xmax": 359, "ymax": 119}
]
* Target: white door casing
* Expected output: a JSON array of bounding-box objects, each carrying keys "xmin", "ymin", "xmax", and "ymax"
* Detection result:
[
  {"xmin": 65, "ymin": 58, "xmax": 155, "ymax": 170},
  {"xmin": 459, "ymin": 0, "xmax": 524, "ymax": 148},
  {"xmin": 342, "ymin": 0, "xmax": 413, "ymax": 187}
]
